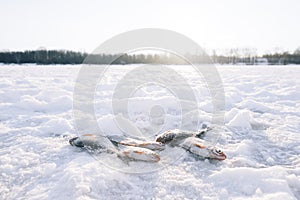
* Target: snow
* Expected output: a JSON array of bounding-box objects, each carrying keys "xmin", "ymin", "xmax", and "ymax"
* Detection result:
[{"xmin": 0, "ymin": 64, "xmax": 300, "ymax": 199}]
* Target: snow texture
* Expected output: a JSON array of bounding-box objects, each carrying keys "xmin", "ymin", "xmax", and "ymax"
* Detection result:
[{"xmin": 0, "ymin": 64, "xmax": 299, "ymax": 199}]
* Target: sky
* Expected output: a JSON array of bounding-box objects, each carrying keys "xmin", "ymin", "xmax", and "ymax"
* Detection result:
[{"xmin": 1, "ymin": 0, "xmax": 300, "ymax": 54}]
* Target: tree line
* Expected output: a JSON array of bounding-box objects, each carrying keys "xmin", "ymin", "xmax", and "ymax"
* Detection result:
[
  {"xmin": 0, "ymin": 49, "xmax": 300, "ymax": 65},
  {"xmin": 0, "ymin": 50, "xmax": 210, "ymax": 65},
  {"xmin": 0, "ymin": 50, "xmax": 87, "ymax": 64}
]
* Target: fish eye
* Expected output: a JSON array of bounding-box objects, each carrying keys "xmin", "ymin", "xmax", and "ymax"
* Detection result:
[{"xmin": 215, "ymin": 149, "xmax": 222, "ymax": 154}]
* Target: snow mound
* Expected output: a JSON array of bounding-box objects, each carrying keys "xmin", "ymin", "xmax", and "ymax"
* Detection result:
[
  {"xmin": 227, "ymin": 109, "xmax": 253, "ymax": 129},
  {"xmin": 41, "ymin": 118, "xmax": 73, "ymax": 135},
  {"xmin": 209, "ymin": 166, "xmax": 296, "ymax": 198},
  {"xmin": 237, "ymin": 99, "xmax": 270, "ymax": 113}
]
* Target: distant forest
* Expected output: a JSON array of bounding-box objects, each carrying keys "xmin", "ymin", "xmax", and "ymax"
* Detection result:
[{"xmin": 1, "ymin": 49, "xmax": 300, "ymax": 65}]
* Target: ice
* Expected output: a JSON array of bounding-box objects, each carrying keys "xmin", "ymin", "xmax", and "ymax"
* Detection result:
[{"xmin": 0, "ymin": 64, "xmax": 299, "ymax": 199}]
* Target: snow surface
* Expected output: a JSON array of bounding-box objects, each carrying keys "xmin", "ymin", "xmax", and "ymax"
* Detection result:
[{"xmin": 0, "ymin": 64, "xmax": 300, "ymax": 199}]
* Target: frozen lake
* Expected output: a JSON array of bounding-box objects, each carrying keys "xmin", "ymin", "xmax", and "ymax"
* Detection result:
[{"xmin": 0, "ymin": 64, "xmax": 299, "ymax": 199}]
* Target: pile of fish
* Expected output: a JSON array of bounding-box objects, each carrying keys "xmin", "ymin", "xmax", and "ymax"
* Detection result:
[{"xmin": 69, "ymin": 127, "xmax": 226, "ymax": 162}]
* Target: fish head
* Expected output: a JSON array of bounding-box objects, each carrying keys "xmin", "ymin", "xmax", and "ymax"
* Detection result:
[
  {"xmin": 69, "ymin": 137, "xmax": 84, "ymax": 147},
  {"xmin": 155, "ymin": 130, "xmax": 176, "ymax": 144},
  {"xmin": 208, "ymin": 147, "xmax": 227, "ymax": 160}
]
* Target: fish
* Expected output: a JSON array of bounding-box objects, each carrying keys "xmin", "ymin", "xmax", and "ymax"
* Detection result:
[
  {"xmin": 69, "ymin": 134, "xmax": 161, "ymax": 162},
  {"xmin": 180, "ymin": 137, "xmax": 226, "ymax": 160}
]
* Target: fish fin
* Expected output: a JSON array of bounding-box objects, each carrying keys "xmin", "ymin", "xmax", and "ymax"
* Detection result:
[{"xmin": 196, "ymin": 126, "xmax": 212, "ymax": 138}]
